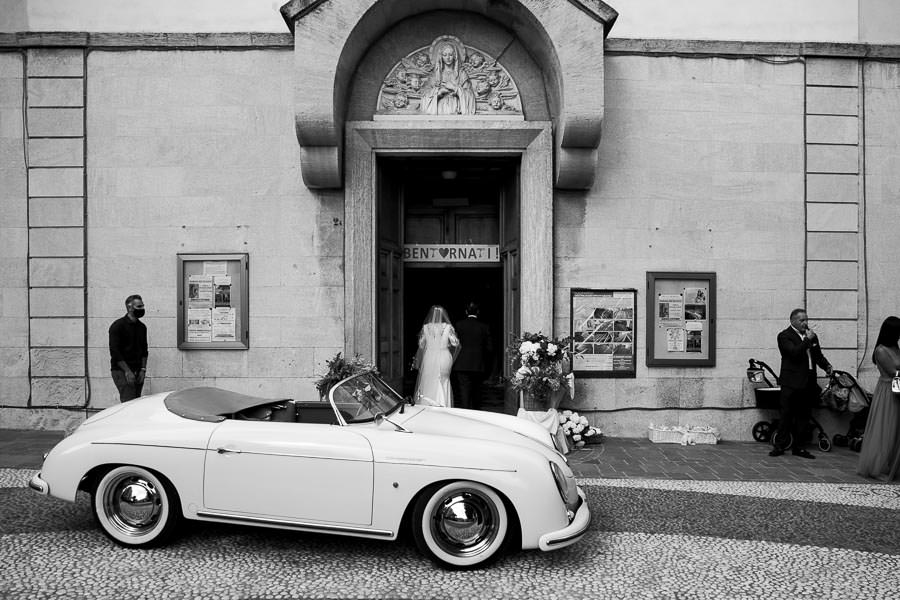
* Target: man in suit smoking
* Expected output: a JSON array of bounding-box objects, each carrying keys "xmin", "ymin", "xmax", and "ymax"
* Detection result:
[{"xmin": 770, "ymin": 308, "xmax": 832, "ymax": 458}]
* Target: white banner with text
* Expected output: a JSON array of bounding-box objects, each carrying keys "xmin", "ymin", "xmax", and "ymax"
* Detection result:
[{"xmin": 403, "ymin": 244, "xmax": 500, "ymax": 263}]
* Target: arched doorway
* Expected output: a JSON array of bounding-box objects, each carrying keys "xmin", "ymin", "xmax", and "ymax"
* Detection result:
[
  {"xmin": 282, "ymin": 0, "xmax": 616, "ymax": 408},
  {"xmin": 344, "ymin": 121, "xmax": 552, "ymax": 400}
]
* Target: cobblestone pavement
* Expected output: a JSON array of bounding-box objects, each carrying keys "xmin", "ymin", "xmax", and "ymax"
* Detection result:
[{"xmin": 2, "ymin": 467, "xmax": 899, "ymax": 600}]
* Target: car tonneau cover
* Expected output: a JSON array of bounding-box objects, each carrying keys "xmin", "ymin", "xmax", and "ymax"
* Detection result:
[{"xmin": 164, "ymin": 387, "xmax": 290, "ymax": 422}]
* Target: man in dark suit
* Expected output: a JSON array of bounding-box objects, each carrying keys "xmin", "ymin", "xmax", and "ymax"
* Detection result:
[
  {"xmin": 452, "ymin": 302, "xmax": 493, "ymax": 410},
  {"xmin": 770, "ymin": 308, "xmax": 832, "ymax": 458}
]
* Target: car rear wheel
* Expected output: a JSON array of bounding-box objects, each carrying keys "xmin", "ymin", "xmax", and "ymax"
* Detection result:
[
  {"xmin": 92, "ymin": 466, "xmax": 180, "ymax": 548},
  {"xmin": 411, "ymin": 481, "xmax": 509, "ymax": 570}
]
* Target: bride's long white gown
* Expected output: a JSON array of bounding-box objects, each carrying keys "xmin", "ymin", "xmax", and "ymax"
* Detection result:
[{"xmin": 414, "ymin": 323, "xmax": 458, "ymax": 407}]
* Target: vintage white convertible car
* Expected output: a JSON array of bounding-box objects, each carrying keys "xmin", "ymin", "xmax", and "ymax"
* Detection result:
[{"xmin": 29, "ymin": 371, "xmax": 589, "ymax": 569}]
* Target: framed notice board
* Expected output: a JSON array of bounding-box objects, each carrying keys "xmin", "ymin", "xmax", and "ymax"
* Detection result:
[
  {"xmin": 177, "ymin": 253, "xmax": 249, "ymax": 350},
  {"xmin": 646, "ymin": 272, "xmax": 716, "ymax": 367},
  {"xmin": 570, "ymin": 288, "xmax": 637, "ymax": 378}
]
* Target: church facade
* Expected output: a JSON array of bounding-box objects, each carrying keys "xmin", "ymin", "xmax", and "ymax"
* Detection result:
[{"xmin": 1, "ymin": 1, "xmax": 899, "ymax": 438}]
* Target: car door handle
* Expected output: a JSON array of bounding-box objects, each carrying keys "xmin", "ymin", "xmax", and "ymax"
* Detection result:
[{"xmin": 216, "ymin": 447, "xmax": 242, "ymax": 454}]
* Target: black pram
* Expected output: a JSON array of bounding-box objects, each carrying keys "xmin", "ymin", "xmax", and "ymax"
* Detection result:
[{"xmin": 746, "ymin": 358, "xmax": 834, "ymax": 452}]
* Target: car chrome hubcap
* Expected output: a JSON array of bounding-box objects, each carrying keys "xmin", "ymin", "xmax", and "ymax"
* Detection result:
[
  {"xmin": 103, "ymin": 474, "xmax": 162, "ymax": 535},
  {"xmin": 430, "ymin": 490, "xmax": 498, "ymax": 557}
]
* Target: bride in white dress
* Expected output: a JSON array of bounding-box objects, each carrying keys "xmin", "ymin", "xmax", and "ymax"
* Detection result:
[{"xmin": 413, "ymin": 305, "xmax": 460, "ymax": 407}]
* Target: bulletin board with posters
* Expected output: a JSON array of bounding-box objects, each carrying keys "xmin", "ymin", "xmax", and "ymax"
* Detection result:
[
  {"xmin": 570, "ymin": 288, "xmax": 637, "ymax": 378},
  {"xmin": 646, "ymin": 272, "xmax": 716, "ymax": 367},
  {"xmin": 177, "ymin": 253, "xmax": 249, "ymax": 350}
]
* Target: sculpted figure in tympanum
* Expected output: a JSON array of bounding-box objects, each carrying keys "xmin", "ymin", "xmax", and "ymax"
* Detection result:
[{"xmin": 377, "ymin": 35, "xmax": 522, "ymax": 118}]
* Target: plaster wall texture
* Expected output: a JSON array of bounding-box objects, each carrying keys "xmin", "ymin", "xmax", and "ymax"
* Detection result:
[
  {"xmin": 83, "ymin": 49, "xmax": 342, "ymax": 410},
  {"xmin": 860, "ymin": 61, "xmax": 900, "ymax": 379},
  {"xmin": 555, "ymin": 54, "xmax": 810, "ymax": 434}
]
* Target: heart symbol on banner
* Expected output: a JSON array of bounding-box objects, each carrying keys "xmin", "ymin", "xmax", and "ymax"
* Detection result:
[{"xmin": 439, "ymin": 248, "xmax": 449, "ymax": 258}]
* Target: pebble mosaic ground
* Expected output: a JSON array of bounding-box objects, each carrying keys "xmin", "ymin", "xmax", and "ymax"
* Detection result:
[{"xmin": 2, "ymin": 467, "xmax": 898, "ymax": 600}]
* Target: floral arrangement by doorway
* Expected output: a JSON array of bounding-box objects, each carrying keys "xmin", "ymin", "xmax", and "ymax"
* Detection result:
[
  {"xmin": 559, "ymin": 410, "xmax": 602, "ymax": 449},
  {"xmin": 314, "ymin": 352, "xmax": 379, "ymax": 398},
  {"xmin": 507, "ymin": 331, "xmax": 572, "ymax": 400}
]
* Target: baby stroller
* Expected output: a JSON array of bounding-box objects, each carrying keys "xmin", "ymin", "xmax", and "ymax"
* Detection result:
[
  {"xmin": 820, "ymin": 369, "xmax": 871, "ymax": 452},
  {"xmin": 745, "ymin": 358, "xmax": 833, "ymax": 452}
]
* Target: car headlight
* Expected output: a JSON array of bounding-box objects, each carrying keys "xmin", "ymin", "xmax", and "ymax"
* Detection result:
[{"xmin": 549, "ymin": 461, "xmax": 568, "ymax": 503}]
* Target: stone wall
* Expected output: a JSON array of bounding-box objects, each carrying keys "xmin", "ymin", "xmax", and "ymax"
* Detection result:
[
  {"xmin": 1, "ymin": 37, "xmax": 898, "ymax": 438},
  {"xmin": 554, "ymin": 53, "xmax": 879, "ymax": 437},
  {"xmin": 83, "ymin": 49, "xmax": 342, "ymax": 410},
  {"xmin": 861, "ymin": 60, "xmax": 900, "ymax": 376},
  {"xmin": 0, "ymin": 47, "xmax": 343, "ymax": 428}
]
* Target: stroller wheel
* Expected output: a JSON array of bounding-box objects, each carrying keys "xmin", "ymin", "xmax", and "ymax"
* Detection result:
[
  {"xmin": 771, "ymin": 430, "xmax": 792, "ymax": 451},
  {"xmin": 833, "ymin": 434, "xmax": 847, "ymax": 447},
  {"xmin": 752, "ymin": 421, "xmax": 772, "ymax": 443},
  {"xmin": 849, "ymin": 437, "xmax": 863, "ymax": 452},
  {"xmin": 817, "ymin": 436, "xmax": 832, "ymax": 452}
]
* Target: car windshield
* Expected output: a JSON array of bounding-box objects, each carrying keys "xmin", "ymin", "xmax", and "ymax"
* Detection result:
[{"xmin": 329, "ymin": 371, "xmax": 404, "ymax": 424}]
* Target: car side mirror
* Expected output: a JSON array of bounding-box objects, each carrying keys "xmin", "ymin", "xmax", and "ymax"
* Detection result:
[{"xmin": 374, "ymin": 412, "xmax": 410, "ymax": 433}]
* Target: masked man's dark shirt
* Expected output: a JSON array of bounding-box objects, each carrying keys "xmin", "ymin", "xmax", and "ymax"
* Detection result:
[{"xmin": 109, "ymin": 316, "xmax": 148, "ymax": 371}]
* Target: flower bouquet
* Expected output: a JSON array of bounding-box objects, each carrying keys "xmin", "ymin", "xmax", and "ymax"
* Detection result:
[
  {"xmin": 314, "ymin": 352, "xmax": 378, "ymax": 398},
  {"xmin": 559, "ymin": 410, "xmax": 603, "ymax": 449},
  {"xmin": 507, "ymin": 331, "xmax": 572, "ymax": 409}
]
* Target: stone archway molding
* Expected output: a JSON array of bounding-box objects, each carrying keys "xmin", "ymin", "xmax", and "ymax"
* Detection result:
[{"xmin": 280, "ymin": 0, "xmax": 617, "ymax": 190}]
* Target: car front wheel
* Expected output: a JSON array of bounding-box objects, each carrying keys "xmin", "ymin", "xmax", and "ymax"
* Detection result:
[
  {"xmin": 411, "ymin": 481, "xmax": 509, "ymax": 570},
  {"xmin": 92, "ymin": 466, "xmax": 180, "ymax": 548}
]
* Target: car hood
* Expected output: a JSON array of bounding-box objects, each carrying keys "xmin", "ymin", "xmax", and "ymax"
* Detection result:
[{"xmin": 396, "ymin": 406, "xmax": 559, "ymax": 455}]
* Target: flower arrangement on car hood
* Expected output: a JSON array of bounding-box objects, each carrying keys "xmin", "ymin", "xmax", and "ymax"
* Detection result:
[
  {"xmin": 508, "ymin": 331, "xmax": 572, "ymax": 399},
  {"xmin": 315, "ymin": 352, "xmax": 379, "ymax": 397},
  {"xmin": 559, "ymin": 410, "xmax": 602, "ymax": 448}
]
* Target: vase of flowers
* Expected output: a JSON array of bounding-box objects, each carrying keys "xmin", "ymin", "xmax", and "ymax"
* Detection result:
[
  {"xmin": 507, "ymin": 331, "xmax": 572, "ymax": 410},
  {"xmin": 314, "ymin": 352, "xmax": 378, "ymax": 399}
]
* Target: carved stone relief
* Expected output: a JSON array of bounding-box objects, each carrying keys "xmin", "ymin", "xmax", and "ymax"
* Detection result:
[{"xmin": 377, "ymin": 35, "xmax": 523, "ymax": 117}]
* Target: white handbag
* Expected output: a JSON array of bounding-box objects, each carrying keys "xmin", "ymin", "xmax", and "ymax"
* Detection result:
[{"xmin": 892, "ymin": 371, "xmax": 900, "ymax": 394}]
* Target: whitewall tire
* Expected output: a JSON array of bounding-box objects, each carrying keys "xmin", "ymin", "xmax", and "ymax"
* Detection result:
[
  {"xmin": 92, "ymin": 466, "xmax": 180, "ymax": 548},
  {"xmin": 412, "ymin": 481, "xmax": 509, "ymax": 570}
]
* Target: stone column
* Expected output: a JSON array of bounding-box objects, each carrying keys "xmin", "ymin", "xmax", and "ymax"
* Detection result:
[
  {"xmin": 804, "ymin": 58, "xmax": 861, "ymax": 370},
  {"xmin": 26, "ymin": 49, "xmax": 87, "ymax": 410},
  {"xmin": 0, "ymin": 53, "xmax": 29, "ymax": 412}
]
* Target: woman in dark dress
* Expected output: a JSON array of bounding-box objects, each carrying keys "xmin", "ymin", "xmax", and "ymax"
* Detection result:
[{"xmin": 857, "ymin": 316, "xmax": 900, "ymax": 480}]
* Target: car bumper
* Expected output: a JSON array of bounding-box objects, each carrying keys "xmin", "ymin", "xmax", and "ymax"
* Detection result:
[
  {"xmin": 28, "ymin": 472, "xmax": 49, "ymax": 495},
  {"xmin": 538, "ymin": 486, "xmax": 590, "ymax": 551}
]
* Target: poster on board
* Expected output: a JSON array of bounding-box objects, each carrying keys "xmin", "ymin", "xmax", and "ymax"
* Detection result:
[
  {"xmin": 646, "ymin": 272, "xmax": 716, "ymax": 367},
  {"xmin": 178, "ymin": 254, "xmax": 248, "ymax": 350},
  {"xmin": 570, "ymin": 289, "xmax": 637, "ymax": 378}
]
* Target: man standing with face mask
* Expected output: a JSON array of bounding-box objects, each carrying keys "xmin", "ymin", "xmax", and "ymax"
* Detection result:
[{"xmin": 109, "ymin": 294, "xmax": 148, "ymax": 402}]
